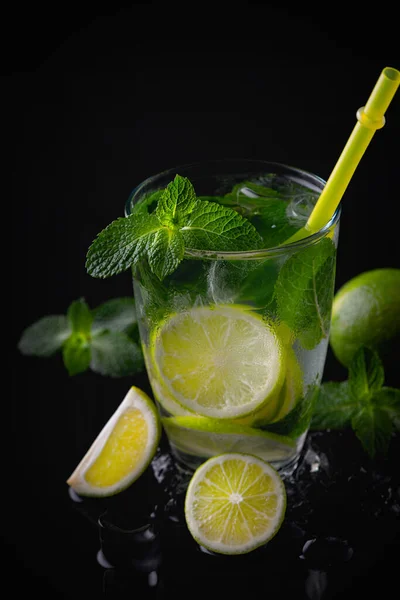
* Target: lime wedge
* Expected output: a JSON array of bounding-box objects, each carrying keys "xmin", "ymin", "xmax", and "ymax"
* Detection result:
[
  {"xmin": 184, "ymin": 452, "xmax": 287, "ymax": 555},
  {"xmin": 67, "ymin": 386, "xmax": 161, "ymax": 497},
  {"xmin": 151, "ymin": 304, "xmax": 286, "ymax": 419},
  {"xmin": 162, "ymin": 415, "xmax": 295, "ymax": 462}
]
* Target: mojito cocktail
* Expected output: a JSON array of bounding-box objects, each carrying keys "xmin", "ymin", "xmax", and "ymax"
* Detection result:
[{"xmin": 126, "ymin": 160, "xmax": 340, "ymax": 474}]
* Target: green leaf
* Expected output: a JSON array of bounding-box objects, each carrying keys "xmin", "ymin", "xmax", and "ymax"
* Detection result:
[
  {"xmin": 134, "ymin": 259, "xmax": 170, "ymax": 315},
  {"xmin": 67, "ymin": 298, "xmax": 92, "ymax": 334},
  {"xmin": 92, "ymin": 297, "xmax": 137, "ymax": 334},
  {"xmin": 181, "ymin": 200, "xmax": 263, "ymax": 252},
  {"xmin": 62, "ymin": 333, "xmax": 91, "ymax": 376},
  {"xmin": 250, "ymin": 200, "xmax": 299, "ymax": 248},
  {"xmin": 131, "ymin": 189, "xmax": 163, "ymax": 215},
  {"xmin": 227, "ymin": 181, "xmax": 281, "ymax": 202},
  {"xmin": 156, "ymin": 175, "xmax": 197, "ymax": 225},
  {"xmin": 372, "ymin": 387, "xmax": 400, "ymax": 430},
  {"xmin": 311, "ymin": 381, "xmax": 357, "ymax": 429},
  {"xmin": 262, "ymin": 387, "xmax": 318, "ymax": 438},
  {"xmin": 275, "ymin": 237, "xmax": 336, "ymax": 349},
  {"xmin": 351, "ymin": 405, "xmax": 393, "ymax": 458},
  {"xmin": 348, "ymin": 346, "xmax": 385, "ymax": 401},
  {"xmin": 90, "ymin": 331, "xmax": 144, "ymax": 377},
  {"xmin": 18, "ymin": 315, "xmax": 71, "ymax": 357},
  {"xmin": 86, "ymin": 213, "xmax": 163, "ymax": 278},
  {"xmin": 147, "ymin": 227, "xmax": 185, "ymax": 280}
]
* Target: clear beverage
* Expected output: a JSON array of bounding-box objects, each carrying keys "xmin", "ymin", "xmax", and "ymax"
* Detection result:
[{"xmin": 126, "ymin": 160, "xmax": 340, "ymax": 475}]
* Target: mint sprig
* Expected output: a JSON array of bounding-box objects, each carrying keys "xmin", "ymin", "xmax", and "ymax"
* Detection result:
[
  {"xmin": 311, "ymin": 346, "xmax": 400, "ymax": 458},
  {"xmin": 86, "ymin": 175, "xmax": 263, "ymax": 281},
  {"xmin": 18, "ymin": 297, "xmax": 144, "ymax": 377}
]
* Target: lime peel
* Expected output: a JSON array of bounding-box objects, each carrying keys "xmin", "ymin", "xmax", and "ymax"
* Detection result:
[{"xmin": 330, "ymin": 268, "xmax": 400, "ymax": 367}]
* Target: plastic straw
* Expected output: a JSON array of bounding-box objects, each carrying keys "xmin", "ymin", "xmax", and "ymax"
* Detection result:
[{"xmin": 285, "ymin": 67, "xmax": 400, "ymax": 245}]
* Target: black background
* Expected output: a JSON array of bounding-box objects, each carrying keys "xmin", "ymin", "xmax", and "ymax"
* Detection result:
[{"xmin": 9, "ymin": 3, "xmax": 399, "ymax": 599}]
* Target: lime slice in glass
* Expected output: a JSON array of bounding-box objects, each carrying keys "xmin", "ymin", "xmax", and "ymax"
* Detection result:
[
  {"xmin": 151, "ymin": 304, "xmax": 286, "ymax": 419},
  {"xmin": 162, "ymin": 415, "xmax": 295, "ymax": 462}
]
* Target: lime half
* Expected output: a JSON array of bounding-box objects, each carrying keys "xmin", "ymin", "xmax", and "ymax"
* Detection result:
[
  {"xmin": 67, "ymin": 387, "xmax": 161, "ymax": 497},
  {"xmin": 330, "ymin": 268, "xmax": 400, "ymax": 366},
  {"xmin": 184, "ymin": 452, "xmax": 287, "ymax": 555},
  {"xmin": 151, "ymin": 305, "xmax": 285, "ymax": 419}
]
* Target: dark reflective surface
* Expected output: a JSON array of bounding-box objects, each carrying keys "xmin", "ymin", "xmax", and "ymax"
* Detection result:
[{"xmin": 65, "ymin": 429, "xmax": 400, "ymax": 599}]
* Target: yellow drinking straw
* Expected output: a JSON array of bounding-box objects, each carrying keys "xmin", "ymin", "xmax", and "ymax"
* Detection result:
[{"xmin": 286, "ymin": 66, "xmax": 400, "ymax": 244}]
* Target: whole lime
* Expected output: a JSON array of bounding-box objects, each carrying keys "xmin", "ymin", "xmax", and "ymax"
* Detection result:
[{"xmin": 330, "ymin": 268, "xmax": 400, "ymax": 367}]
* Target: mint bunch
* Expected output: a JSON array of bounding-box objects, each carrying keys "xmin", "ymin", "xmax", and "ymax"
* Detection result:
[
  {"xmin": 18, "ymin": 298, "xmax": 144, "ymax": 377},
  {"xmin": 86, "ymin": 175, "xmax": 263, "ymax": 281},
  {"xmin": 311, "ymin": 346, "xmax": 400, "ymax": 458}
]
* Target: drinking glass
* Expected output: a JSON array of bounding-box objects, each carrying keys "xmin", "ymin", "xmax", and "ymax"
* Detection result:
[{"xmin": 126, "ymin": 160, "xmax": 340, "ymax": 476}]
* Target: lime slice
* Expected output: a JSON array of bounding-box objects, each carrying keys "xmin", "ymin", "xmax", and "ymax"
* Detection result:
[
  {"xmin": 151, "ymin": 305, "xmax": 286, "ymax": 419},
  {"xmin": 253, "ymin": 347, "xmax": 303, "ymax": 425},
  {"xmin": 184, "ymin": 452, "xmax": 287, "ymax": 555},
  {"xmin": 144, "ymin": 348, "xmax": 194, "ymax": 416},
  {"xmin": 151, "ymin": 377, "xmax": 194, "ymax": 416},
  {"xmin": 67, "ymin": 386, "xmax": 161, "ymax": 497},
  {"xmin": 163, "ymin": 416, "xmax": 295, "ymax": 462}
]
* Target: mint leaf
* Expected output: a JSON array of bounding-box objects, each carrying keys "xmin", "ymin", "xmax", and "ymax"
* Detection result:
[
  {"xmin": 220, "ymin": 183, "xmax": 299, "ymax": 248},
  {"xmin": 86, "ymin": 213, "xmax": 163, "ymax": 278},
  {"xmin": 262, "ymin": 388, "xmax": 318, "ymax": 438},
  {"xmin": 251, "ymin": 200, "xmax": 299, "ymax": 248},
  {"xmin": 67, "ymin": 298, "xmax": 92, "ymax": 334},
  {"xmin": 62, "ymin": 333, "xmax": 91, "ymax": 376},
  {"xmin": 92, "ymin": 297, "xmax": 137, "ymax": 334},
  {"xmin": 18, "ymin": 315, "xmax": 71, "ymax": 357},
  {"xmin": 275, "ymin": 237, "xmax": 336, "ymax": 349},
  {"xmin": 132, "ymin": 189, "xmax": 163, "ymax": 215},
  {"xmin": 87, "ymin": 175, "xmax": 265, "ymax": 281},
  {"xmin": 181, "ymin": 200, "xmax": 262, "ymax": 252},
  {"xmin": 311, "ymin": 381, "xmax": 357, "ymax": 429},
  {"xmin": 351, "ymin": 405, "xmax": 393, "ymax": 458},
  {"xmin": 228, "ymin": 181, "xmax": 281, "ymax": 202},
  {"xmin": 147, "ymin": 227, "xmax": 185, "ymax": 280},
  {"xmin": 90, "ymin": 331, "xmax": 144, "ymax": 377},
  {"xmin": 234, "ymin": 259, "xmax": 278, "ymax": 310},
  {"xmin": 372, "ymin": 387, "xmax": 400, "ymax": 430},
  {"xmin": 348, "ymin": 346, "xmax": 384, "ymax": 401},
  {"xmin": 156, "ymin": 175, "xmax": 197, "ymax": 225},
  {"xmin": 311, "ymin": 348, "xmax": 398, "ymax": 457}
]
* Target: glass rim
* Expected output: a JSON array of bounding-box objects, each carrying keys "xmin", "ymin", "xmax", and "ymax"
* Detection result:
[{"xmin": 125, "ymin": 159, "xmax": 341, "ymax": 259}]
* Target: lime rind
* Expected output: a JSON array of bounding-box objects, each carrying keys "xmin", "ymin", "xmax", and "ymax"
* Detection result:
[
  {"xmin": 151, "ymin": 377, "xmax": 194, "ymax": 416},
  {"xmin": 255, "ymin": 347, "xmax": 303, "ymax": 425},
  {"xmin": 184, "ymin": 452, "xmax": 287, "ymax": 555},
  {"xmin": 66, "ymin": 386, "xmax": 161, "ymax": 497},
  {"xmin": 150, "ymin": 304, "xmax": 286, "ymax": 420}
]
